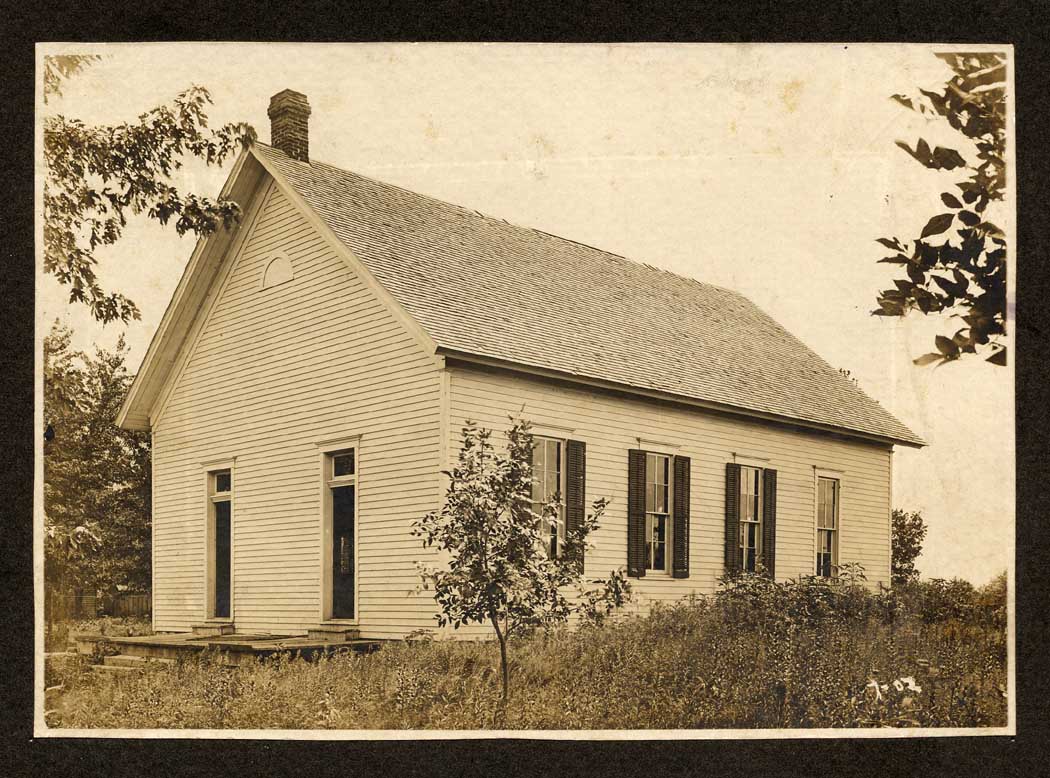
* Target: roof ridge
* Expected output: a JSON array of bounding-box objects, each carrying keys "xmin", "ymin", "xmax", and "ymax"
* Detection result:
[{"xmin": 255, "ymin": 142, "xmax": 741, "ymax": 298}]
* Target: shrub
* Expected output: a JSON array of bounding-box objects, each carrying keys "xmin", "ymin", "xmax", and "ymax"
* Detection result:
[{"xmin": 44, "ymin": 568, "xmax": 1008, "ymax": 730}]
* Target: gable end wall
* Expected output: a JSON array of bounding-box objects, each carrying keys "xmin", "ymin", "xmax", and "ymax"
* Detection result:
[{"xmin": 150, "ymin": 180, "xmax": 443, "ymax": 638}]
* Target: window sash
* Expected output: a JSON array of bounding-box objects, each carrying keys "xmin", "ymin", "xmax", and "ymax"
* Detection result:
[
  {"xmin": 206, "ymin": 467, "xmax": 233, "ymax": 620},
  {"xmin": 531, "ymin": 437, "xmax": 564, "ymax": 556},
  {"xmin": 211, "ymin": 469, "xmax": 231, "ymax": 496},
  {"xmin": 327, "ymin": 449, "xmax": 357, "ymax": 486},
  {"xmin": 644, "ymin": 453, "xmax": 672, "ymax": 572},
  {"xmin": 739, "ymin": 465, "xmax": 763, "ymax": 572},
  {"xmin": 322, "ymin": 446, "xmax": 359, "ymax": 621},
  {"xmin": 816, "ymin": 477, "xmax": 839, "ymax": 575}
]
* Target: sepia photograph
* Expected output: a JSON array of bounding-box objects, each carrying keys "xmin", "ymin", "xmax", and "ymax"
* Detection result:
[{"xmin": 35, "ymin": 42, "xmax": 1014, "ymax": 737}]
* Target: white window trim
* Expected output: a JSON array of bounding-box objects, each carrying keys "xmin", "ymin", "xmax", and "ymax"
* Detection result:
[
  {"xmin": 644, "ymin": 451, "xmax": 674, "ymax": 576},
  {"xmin": 532, "ymin": 435, "xmax": 567, "ymax": 557},
  {"xmin": 636, "ymin": 437, "xmax": 681, "ymax": 455},
  {"xmin": 813, "ymin": 468, "xmax": 843, "ymax": 577},
  {"xmin": 317, "ymin": 437, "xmax": 361, "ymax": 624},
  {"xmin": 733, "ymin": 452, "xmax": 771, "ymax": 469},
  {"xmin": 738, "ymin": 463, "xmax": 764, "ymax": 574},
  {"xmin": 530, "ymin": 422, "xmax": 576, "ymax": 439},
  {"xmin": 201, "ymin": 458, "xmax": 236, "ymax": 623}
]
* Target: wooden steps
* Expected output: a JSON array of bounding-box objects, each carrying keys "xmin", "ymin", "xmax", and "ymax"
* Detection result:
[
  {"xmin": 307, "ymin": 624, "xmax": 360, "ymax": 642},
  {"xmin": 92, "ymin": 655, "xmax": 172, "ymax": 675},
  {"xmin": 74, "ymin": 631, "xmax": 384, "ymax": 666}
]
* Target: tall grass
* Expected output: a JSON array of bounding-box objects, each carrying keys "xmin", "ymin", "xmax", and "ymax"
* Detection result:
[
  {"xmin": 45, "ymin": 572, "xmax": 1007, "ymax": 730},
  {"xmin": 45, "ymin": 616, "xmax": 153, "ymax": 653}
]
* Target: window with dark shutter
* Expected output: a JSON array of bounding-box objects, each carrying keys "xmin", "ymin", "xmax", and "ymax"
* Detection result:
[
  {"xmin": 762, "ymin": 468, "xmax": 778, "ymax": 578},
  {"xmin": 725, "ymin": 463, "xmax": 742, "ymax": 575},
  {"xmin": 564, "ymin": 439, "xmax": 586, "ymax": 571},
  {"xmin": 672, "ymin": 456, "xmax": 691, "ymax": 578},
  {"xmin": 627, "ymin": 449, "xmax": 647, "ymax": 577}
]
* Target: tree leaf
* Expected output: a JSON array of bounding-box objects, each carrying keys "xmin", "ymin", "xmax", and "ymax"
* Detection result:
[
  {"xmin": 957, "ymin": 210, "xmax": 980, "ymax": 226},
  {"xmin": 935, "ymin": 335, "xmax": 960, "ymax": 357},
  {"xmin": 931, "ymin": 146, "xmax": 967, "ymax": 170},
  {"xmin": 921, "ymin": 213, "xmax": 955, "ymax": 238},
  {"xmin": 940, "ymin": 192, "xmax": 962, "ymax": 209},
  {"xmin": 913, "ymin": 353, "xmax": 943, "ymax": 366},
  {"xmin": 986, "ymin": 347, "xmax": 1007, "ymax": 366},
  {"xmin": 876, "ymin": 237, "xmax": 904, "ymax": 251}
]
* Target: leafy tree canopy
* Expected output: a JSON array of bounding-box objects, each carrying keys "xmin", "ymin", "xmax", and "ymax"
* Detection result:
[
  {"xmin": 44, "ymin": 321, "xmax": 152, "ymax": 595},
  {"xmin": 874, "ymin": 52, "xmax": 1007, "ymax": 366},
  {"xmin": 43, "ymin": 54, "xmax": 256, "ymax": 323},
  {"xmin": 413, "ymin": 418, "xmax": 630, "ymax": 704},
  {"xmin": 891, "ymin": 508, "xmax": 928, "ymax": 586}
]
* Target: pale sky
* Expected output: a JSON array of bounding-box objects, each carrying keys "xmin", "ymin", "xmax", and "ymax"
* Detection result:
[{"xmin": 38, "ymin": 43, "xmax": 1014, "ymax": 585}]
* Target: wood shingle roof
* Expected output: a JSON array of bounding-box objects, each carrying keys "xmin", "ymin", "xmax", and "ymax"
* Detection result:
[{"xmin": 255, "ymin": 143, "xmax": 924, "ymax": 447}]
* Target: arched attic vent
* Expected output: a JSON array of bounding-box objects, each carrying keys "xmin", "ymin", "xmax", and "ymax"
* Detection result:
[{"xmin": 262, "ymin": 252, "xmax": 294, "ymax": 289}]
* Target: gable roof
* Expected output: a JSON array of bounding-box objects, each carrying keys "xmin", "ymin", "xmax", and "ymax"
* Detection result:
[
  {"xmin": 251, "ymin": 143, "xmax": 923, "ymax": 447},
  {"xmin": 119, "ymin": 142, "xmax": 923, "ymax": 448}
]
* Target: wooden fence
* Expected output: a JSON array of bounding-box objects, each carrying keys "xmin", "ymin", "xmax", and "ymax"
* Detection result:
[
  {"xmin": 110, "ymin": 593, "xmax": 151, "ymax": 617},
  {"xmin": 47, "ymin": 591, "xmax": 151, "ymax": 621},
  {"xmin": 48, "ymin": 591, "xmax": 98, "ymax": 621}
]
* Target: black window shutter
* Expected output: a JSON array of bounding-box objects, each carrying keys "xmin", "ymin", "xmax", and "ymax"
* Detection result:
[
  {"xmin": 564, "ymin": 439, "xmax": 586, "ymax": 571},
  {"xmin": 762, "ymin": 468, "xmax": 778, "ymax": 579},
  {"xmin": 672, "ymin": 455, "xmax": 691, "ymax": 579},
  {"xmin": 725, "ymin": 463, "xmax": 742, "ymax": 575},
  {"xmin": 627, "ymin": 449, "xmax": 647, "ymax": 578}
]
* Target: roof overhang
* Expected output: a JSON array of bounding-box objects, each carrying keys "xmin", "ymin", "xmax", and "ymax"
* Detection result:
[
  {"xmin": 117, "ymin": 144, "xmax": 440, "ymax": 431},
  {"xmin": 439, "ymin": 348, "xmax": 926, "ymax": 449},
  {"xmin": 116, "ymin": 149, "xmax": 268, "ymax": 430}
]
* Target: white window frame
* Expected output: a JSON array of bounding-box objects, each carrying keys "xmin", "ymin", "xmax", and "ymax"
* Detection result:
[
  {"xmin": 814, "ymin": 468, "xmax": 843, "ymax": 578},
  {"xmin": 201, "ymin": 458, "xmax": 236, "ymax": 622},
  {"xmin": 644, "ymin": 451, "xmax": 674, "ymax": 575},
  {"xmin": 531, "ymin": 435, "xmax": 566, "ymax": 558},
  {"xmin": 739, "ymin": 464, "xmax": 764, "ymax": 574},
  {"xmin": 317, "ymin": 436, "xmax": 361, "ymax": 624}
]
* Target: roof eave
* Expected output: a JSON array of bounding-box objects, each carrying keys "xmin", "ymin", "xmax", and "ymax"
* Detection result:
[
  {"xmin": 438, "ymin": 347, "xmax": 926, "ymax": 449},
  {"xmin": 115, "ymin": 147, "xmax": 260, "ymax": 431}
]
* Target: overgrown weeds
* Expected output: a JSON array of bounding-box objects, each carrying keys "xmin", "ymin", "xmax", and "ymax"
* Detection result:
[
  {"xmin": 44, "ymin": 571, "xmax": 1007, "ymax": 730},
  {"xmin": 45, "ymin": 615, "xmax": 153, "ymax": 652}
]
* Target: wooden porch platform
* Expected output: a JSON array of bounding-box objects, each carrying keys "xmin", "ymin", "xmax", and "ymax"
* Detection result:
[{"xmin": 74, "ymin": 631, "xmax": 383, "ymax": 665}]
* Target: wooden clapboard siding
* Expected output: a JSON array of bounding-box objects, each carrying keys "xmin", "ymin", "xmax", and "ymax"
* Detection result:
[
  {"xmin": 151, "ymin": 179, "xmax": 443, "ymax": 638},
  {"xmin": 447, "ymin": 363, "xmax": 893, "ymax": 616}
]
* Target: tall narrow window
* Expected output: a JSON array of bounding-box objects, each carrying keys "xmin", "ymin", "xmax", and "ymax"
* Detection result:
[
  {"xmin": 739, "ymin": 465, "xmax": 763, "ymax": 573},
  {"xmin": 531, "ymin": 437, "xmax": 564, "ymax": 557},
  {"xmin": 645, "ymin": 453, "xmax": 672, "ymax": 573},
  {"xmin": 208, "ymin": 469, "xmax": 232, "ymax": 619},
  {"xmin": 816, "ymin": 476, "xmax": 840, "ymax": 577},
  {"xmin": 326, "ymin": 449, "xmax": 356, "ymax": 619}
]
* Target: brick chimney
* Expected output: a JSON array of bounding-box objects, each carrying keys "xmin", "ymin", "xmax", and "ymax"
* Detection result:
[{"xmin": 267, "ymin": 89, "xmax": 311, "ymax": 162}]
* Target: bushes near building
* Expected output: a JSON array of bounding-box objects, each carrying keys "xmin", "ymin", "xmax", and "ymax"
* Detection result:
[{"xmin": 44, "ymin": 568, "xmax": 1007, "ymax": 730}]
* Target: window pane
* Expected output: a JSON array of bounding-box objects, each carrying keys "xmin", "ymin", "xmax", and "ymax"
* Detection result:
[
  {"xmin": 214, "ymin": 470, "xmax": 231, "ymax": 493},
  {"xmin": 331, "ymin": 484, "xmax": 355, "ymax": 619},
  {"xmin": 645, "ymin": 514, "xmax": 654, "ymax": 568},
  {"xmin": 533, "ymin": 441, "xmax": 545, "ymax": 471},
  {"xmin": 333, "ymin": 451, "xmax": 355, "ymax": 477},
  {"xmin": 645, "ymin": 514, "xmax": 666, "ymax": 571},
  {"xmin": 214, "ymin": 500, "xmax": 231, "ymax": 617}
]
